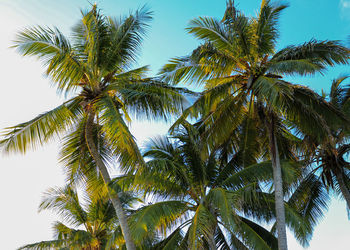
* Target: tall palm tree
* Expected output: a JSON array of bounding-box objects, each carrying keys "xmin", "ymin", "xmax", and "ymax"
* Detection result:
[
  {"xmin": 312, "ymin": 76, "xmax": 350, "ymax": 212},
  {"xmin": 160, "ymin": 1, "xmax": 349, "ymax": 249},
  {"xmin": 1, "ymin": 5, "xmax": 188, "ymax": 249},
  {"xmin": 18, "ymin": 184, "xmax": 139, "ymax": 250},
  {"xmin": 120, "ymin": 121, "xmax": 328, "ymax": 249}
]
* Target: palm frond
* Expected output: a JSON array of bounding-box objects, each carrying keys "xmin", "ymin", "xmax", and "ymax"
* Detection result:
[
  {"xmin": 253, "ymin": 0, "xmax": 288, "ymax": 55},
  {"xmin": 18, "ymin": 239, "xmax": 65, "ymax": 250},
  {"xmin": 129, "ymin": 201, "xmax": 189, "ymax": 243},
  {"xmin": 270, "ymin": 40, "xmax": 350, "ymax": 76},
  {"xmin": 95, "ymin": 95, "xmax": 143, "ymax": 172},
  {"xmin": 117, "ymin": 79, "xmax": 191, "ymax": 121},
  {"xmin": 1, "ymin": 97, "xmax": 82, "ymax": 154},
  {"xmin": 187, "ymin": 204, "xmax": 216, "ymax": 250},
  {"xmin": 187, "ymin": 17, "xmax": 232, "ymax": 51},
  {"xmin": 39, "ymin": 185, "xmax": 88, "ymax": 227},
  {"xmin": 13, "ymin": 26, "xmax": 85, "ymax": 94}
]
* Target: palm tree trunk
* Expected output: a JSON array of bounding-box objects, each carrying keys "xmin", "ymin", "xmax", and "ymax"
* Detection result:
[
  {"xmin": 85, "ymin": 112, "xmax": 136, "ymax": 250},
  {"xmin": 267, "ymin": 120, "xmax": 288, "ymax": 250},
  {"xmin": 334, "ymin": 169, "xmax": 350, "ymax": 210}
]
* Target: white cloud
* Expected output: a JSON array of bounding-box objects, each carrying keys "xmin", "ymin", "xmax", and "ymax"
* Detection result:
[{"xmin": 340, "ymin": 0, "xmax": 350, "ymax": 9}]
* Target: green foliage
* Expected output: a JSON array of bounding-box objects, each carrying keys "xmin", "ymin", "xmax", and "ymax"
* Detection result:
[
  {"xmin": 18, "ymin": 184, "xmax": 139, "ymax": 249},
  {"xmin": 113, "ymin": 122, "xmax": 327, "ymax": 248}
]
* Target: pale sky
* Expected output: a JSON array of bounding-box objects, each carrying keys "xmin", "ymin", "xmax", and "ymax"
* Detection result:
[{"xmin": 0, "ymin": 1, "xmax": 349, "ymax": 249}]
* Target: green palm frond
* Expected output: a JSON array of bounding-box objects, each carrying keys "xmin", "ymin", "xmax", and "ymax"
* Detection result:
[
  {"xmin": 1, "ymin": 97, "xmax": 82, "ymax": 154},
  {"xmin": 94, "ymin": 95, "xmax": 143, "ymax": 172},
  {"xmin": 286, "ymin": 85, "xmax": 347, "ymax": 140},
  {"xmin": 187, "ymin": 204, "xmax": 216, "ymax": 250},
  {"xmin": 270, "ymin": 40, "xmax": 349, "ymax": 75},
  {"xmin": 237, "ymin": 113, "xmax": 262, "ymax": 168},
  {"xmin": 53, "ymin": 221, "xmax": 95, "ymax": 248},
  {"xmin": 207, "ymin": 187, "xmax": 239, "ymax": 227},
  {"xmin": 200, "ymin": 92, "xmax": 247, "ymax": 148},
  {"xmin": 104, "ymin": 5, "xmax": 153, "ymax": 68},
  {"xmin": 13, "ymin": 26, "xmax": 85, "ymax": 94},
  {"xmin": 129, "ymin": 201, "xmax": 189, "ymax": 243},
  {"xmin": 237, "ymin": 217, "xmax": 277, "ymax": 250},
  {"xmin": 18, "ymin": 239, "xmax": 65, "ymax": 250},
  {"xmin": 252, "ymin": 77, "xmax": 293, "ymax": 109},
  {"xmin": 221, "ymin": 160, "xmax": 299, "ymax": 189},
  {"xmin": 39, "ymin": 185, "xmax": 88, "ymax": 227},
  {"xmin": 118, "ymin": 80, "xmax": 191, "ymax": 121},
  {"xmin": 253, "ymin": 0, "xmax": 288, "ymax": 55},
  {"xmin": 21, "ymin": 182, "xmax": 138, "ymax": 249},
  {"xmin": 169, "ymin": 80, "xmax": 242, "ymax": 132},
  {"xmin": 151, "ymin": 228, "xmax": 184, "ymax": 250},
  {"xmin": 187, "ymin": 17, "xmax": 232, "ymax": 51},
  {"xmin": 214, "ymin": 226, "xmax": 235, "ymax": 250},
  {"xmin": 58, "ymin": 117, "xmax": 109, "ymax": 193},
  {"xmin": 286, "ymin": 173, "xmax": 329, "ymax": 247},
  {"xmin": 329, "ymin": 75, "xmax": 350, "ymax": 109},
  {"xmin": 159, "ymin": 56, "xmax": 211, "ymax": 85}
]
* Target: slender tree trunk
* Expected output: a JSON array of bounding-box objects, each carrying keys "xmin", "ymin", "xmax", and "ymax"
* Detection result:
[
  {"xmin": 85, "ymin": 112, "xmax": 136, "ymax": 250},
  {"xmin": 267, "ymin": 120, "xmax": 288, "ymax": 250},
  {"xmin": 334, "ymin": 169, "xmax": 350, "ymax": 210}
]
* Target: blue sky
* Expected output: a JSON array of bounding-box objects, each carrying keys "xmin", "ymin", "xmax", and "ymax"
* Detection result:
[{"xmin": 0, "ymin": 0, "xmax": 349, "ymax": 249}]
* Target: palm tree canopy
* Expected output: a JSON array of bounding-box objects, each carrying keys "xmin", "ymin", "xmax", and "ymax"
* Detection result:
[
  {"xmin": 18, "ymin": 184, "xmax": 139, "ymax": 250},
  {"xmin": 1, "ymin": 5, "xmax": 190, "ymax": 172},
  {"xmin": 310, "ymin": 77, "xmax": 350, "ymax": 213},
  {"xmin": 160, "ymin": 0, "xmax": 349, "ymax": 144},
  {"xmin": 116, "ymin": 121, "xmax": 328, "ymax": 249}
]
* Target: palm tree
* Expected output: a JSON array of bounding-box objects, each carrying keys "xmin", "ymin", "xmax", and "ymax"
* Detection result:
[
  {"xmin": 312, "ymin": 76, "xmax": 350, "ymax": 212},
  {"xmin": 18, "ymin": 184, "xmax": 139, "ymax": 250},
  {"xmin": 120, "ymin": 121, "xmax": 328, "ymax": 249},
  {"xmin": 160, "ymin": 1, "xmax": 349, "ymax": 248},
  {"xmin": 1, "ymin": 5, "xmax": 188, "ymax": 249}
]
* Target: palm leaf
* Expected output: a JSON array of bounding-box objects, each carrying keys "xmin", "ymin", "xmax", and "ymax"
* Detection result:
[
  {"xmin": 95, "ymin": 94, "xmax": 143, "ymax": 172},
  {"xmin": 1, "ymin": 97, "xmax": 82, "ymax": 154}
]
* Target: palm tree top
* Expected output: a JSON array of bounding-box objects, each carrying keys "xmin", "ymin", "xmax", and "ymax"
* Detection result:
[
  {"xmin": 13, "ymin": 5, "xmax": 152, "ymax": 95},
  {"xmin": 18, "ymin": 184, "xmax": 139, "ymax": 249},
  {"xmin": 1, "ymin": 5, "xmax": 189, "ymax": 160},
  {"xmin": 160, "ymin": 0, "xmax": 349, "ymax": 87}
]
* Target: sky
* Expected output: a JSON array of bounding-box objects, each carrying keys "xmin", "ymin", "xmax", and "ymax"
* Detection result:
[{"xmin": 0, "ymin": 0, "xmax": 349, "ymax": 249}]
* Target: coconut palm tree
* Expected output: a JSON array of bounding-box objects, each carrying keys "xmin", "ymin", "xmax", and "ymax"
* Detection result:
[
  {"xmin": 1, "ymin": 5, "xmax": 188, "ymax": 249},
  {"xmin": 312, "ymin": 76, "xmax": 350, "ymax": 212},
  {"xmin": 159, "ymin": 1, "xmax": 349, "ymax": 248},
  {"xmin": 119, "ymin": 121, "xmax": 328, "ymax": 249},
  {"xmin": 18, "ymin": 184, "xmax": 139, "ymax": 250}
]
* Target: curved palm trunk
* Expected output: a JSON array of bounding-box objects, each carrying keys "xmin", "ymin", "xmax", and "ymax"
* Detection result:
[
  {"xmin": 334, "ymin": 169, "xmax": 350, "ymax": 211},
  {"xmin": 85, "ymin": 112, "xmax": 136, "ymax": 250},
  {"xmin": 267, "ymin": 120, "xmax": 288, "ymax": 250}
]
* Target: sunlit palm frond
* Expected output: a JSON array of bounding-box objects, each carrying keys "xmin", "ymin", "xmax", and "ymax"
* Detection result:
[
  {"xmin": 39, "ymin": 185, "xmax": 88, "ymax": 227},
  {"xmin": 270, "ymin": 40, "xmax": 349, "ymax": 76},
  {"xmin": 59, "ymin": 116, "xmax": 112, "ymax": 189},
  {"xmin": 118, "ymin": 79, "xmax": 192, "ymax": 121},
  {"xmin": 18, "ymin": 239, "xmax": 65, "ymax": 250},
  {"xmin": 1, "ymin": 97, "xmax": 82, "ymax": 154},
  {"xmin": 13, "ymin": 26, "xmax": 85, "ymax": 94},
  {"xmin": 129, "ymin": 201, "xmax": 189, "ymax": 243},
  {"xmin": 253, "ymin": 0, "xmax": 288, "ymax": 55},
  {"xmin": 105, "ymin": 5, "xmax": 153, "ymax": 68},
  {"xmin": 187, "ymin": 16, "xmax": 232, "ymax": 51},
  {"xmin": 94, "ymin": 95, "xmax": 143, "ymax": 172}
]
